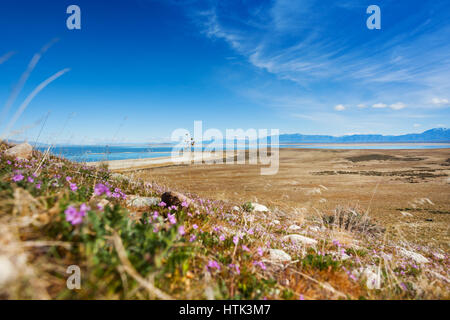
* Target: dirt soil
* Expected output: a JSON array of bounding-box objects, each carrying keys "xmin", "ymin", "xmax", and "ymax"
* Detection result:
[{"xmin": 124, "ymin": 148, "xmax": 450, "ymax": 250}]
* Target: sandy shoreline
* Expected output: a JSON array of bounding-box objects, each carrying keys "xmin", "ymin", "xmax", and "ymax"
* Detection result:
[
  {"xmin": 85, "ymin": 152, "xmax": 232, "ymax": 171},
  {"xmin": 86, "ymin": 145, "xmax": 450, "ymax": 171}
]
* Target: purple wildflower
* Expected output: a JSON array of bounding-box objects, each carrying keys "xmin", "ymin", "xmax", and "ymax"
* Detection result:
[
  {"xmin": 70, "ymin": 183, "xmax": 78, "ymax": 191},
  {"xmin": 207, "ymin": 260, "xmax": 221, "ymax": 271},
  {"xmin": 159, "ymin": 201, "xmax": 166, "ymax": 207},
  {"xmin": 12, "ymin": 173, "xmax": 24, "ymax": 182},
  {"xmin": 228, "ymin": 263, "xmax": 240, "ymax": 275},
  {"xmin": 94, "ymin": 183, "xmax": 111, "ymax": 196},
  {"xmin": 64, "ymin": 204, "xmax": 89, "ymax": 226},
  {"xmin": 253, "ymin": 261, "xmax": 266, "ymax": 270},
  {"xmin": 257, "ymin": 247, "xmax": 264, "ymax": 256},
  {"xmin": 168, "ymin": 213, "xmax": 176, "ymax": 225}
]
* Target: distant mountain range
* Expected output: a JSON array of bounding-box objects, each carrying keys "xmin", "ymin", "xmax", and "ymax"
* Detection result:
[
  {"xmin": 276, "ymin": 128, "xmax": 450, "ymax": 143},
  {"xmin": 7, "ymin": 128, "xmax": 450, "ymax": 146}
]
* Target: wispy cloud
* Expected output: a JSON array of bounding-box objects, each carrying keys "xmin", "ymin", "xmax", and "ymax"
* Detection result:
[
  {"xmin": 431, "ymin": 97, "xmax": 449, "ymax": 106},
  {"xmin": 0, "ymin": 51, "xmax": 16, "ymax": 65},
  {"xmin": 188, "ymin": 0, "xmax": 450, "ymax": 114},
  {"xmin": 371, "ymin": 102, "xmax": 406, "ymax": 110}
]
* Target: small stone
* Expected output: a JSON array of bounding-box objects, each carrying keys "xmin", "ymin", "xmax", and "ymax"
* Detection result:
[
  {"xmin": 4, "ymin": 142, "xmax": 32, "ymax": 160},
  {"xmin": 352, "ymin": 267, "xmax": 381, "ymax": 290},
  {"xmin": 269, "ymin": 249, "xmax": 292, "ymax": 262},
  {"xmin": 363, "ymin": 268, "xmax": 381, "ymax": 290},
  {"xmin": 232, "ymin": 206, "xmax": 240, "ymax": 211},
  {"xmin": 340, "ymin": 253, "xmax": 351, "ymax": 260},
  {"xmin": 0, "ymin": 256, "xmax": 17, "ymax": 286},
  {"xmin": 400, "ymin": 211, "xmax": 413, "ymax": 217},
  {"xmin": 282, "ymin": 234, "xmax": 318, "ymax": 246},
  {"xmin": 398, "ymin": 248, "xmax": 429, "ymax": 264},
  {"xmin": 271, "ymin": 219, "xmax": 280, "ymax": 225},
  {"xmin": 126, "ymin": 196, "xmax": 159, "ymax": 208},
  {"xmin": 251, "ymin": 203, "xmax": 269, "ymax": 212},
  {"xmin": 287, "ymin": 225, "xmax": 302, "ymax": 232}
]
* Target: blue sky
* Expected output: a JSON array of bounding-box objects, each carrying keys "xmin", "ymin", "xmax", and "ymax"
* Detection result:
[{"xmin": 0, "ymin": 0, "xmax": 449, "ymax": 144}]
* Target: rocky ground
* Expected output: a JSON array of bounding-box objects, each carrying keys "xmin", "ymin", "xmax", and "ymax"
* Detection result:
[{"xmin": 0, "ymin": 143, "xmax": 449, "ymax": 299}]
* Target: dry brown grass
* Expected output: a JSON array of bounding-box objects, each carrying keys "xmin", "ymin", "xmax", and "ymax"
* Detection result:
[{"xmin": 126, "ymin": 148, "xmax": 450, "ymax": 250}]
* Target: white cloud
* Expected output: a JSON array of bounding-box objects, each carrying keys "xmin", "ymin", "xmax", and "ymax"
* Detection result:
[
  {"xmin": 372, "ymin": 103, "xmax": 387, "ymax": 109},
  {"xmin": 413, "ymin": 123, "xmax": 421, "ymax": 128},
  {"xmin": 334, "ymin": 104, "xmax": 345, "ymax": 111},
  {"xmin": 431, "ymin": 98, "xmax": 449, "ymax": 106},
  {"xmin": 389, "ymin": 102, "xmax": 406, "ymax": 110},
  {"xmin": 371, "ymin": 102, "xmax": 406, "ymax": 110},
  {"xmin": 357, "ymin": 104, "xmax": 366, "ymax": 108}
]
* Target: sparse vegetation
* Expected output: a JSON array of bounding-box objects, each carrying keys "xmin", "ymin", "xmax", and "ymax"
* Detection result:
[
  {"xmin": 0, "ymin": 142, "xmax": 449, "ymax": 300},
  {"xmin": 346, "ymin": 154, "xmax": 425, "ymax": 162}
]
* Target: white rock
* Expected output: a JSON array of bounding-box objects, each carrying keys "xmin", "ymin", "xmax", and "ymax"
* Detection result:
[
  {"xmin": 232, "ymin": 206, "xmax": 240, "ymax": 211},
  {"xmin": 0, "ymin": 256, "xmax": 17, "ymax": 286},
  {"xmin": 363, "ymin": 268, "xmax": 381, "ymax": 290},
  {"xmin": 319, "ymin": 198, "xmax": 327, "ymax": 203},
  {"xmin": 400, "ymin": 211, "xmax": 413, "ymax": 217},
  {"xmin": 352, "ymin": 267, "xmax": 381, "ymax": 290},
  {"xmin": 287, "ymin": 225, "xmax": 302, "ymax": 232},
  {"xmin": 399, "ymin": 248, "xmax": 429, "ymax": 264},
  {"xmin": 251, "ymin": 203, "xmax": 269, "ymax": 212},
  {"xmin": 271, "ymin": 219, "xmax": 280, "ymax": 225},
  {"xmin": 309, "ymin": 226, "xmax": 321, "ymax": 233},
  {"xmin": 340, "ymin": 253, "xmax": 351, "ymax": 260},
  {"xmin": 269, "ymin": 249, "xmax": 292, "ymax": 262},
  {"xmin": 282, "ymin": 234, "xmax": 318, "ymax": 246},
  {"xmin": 4, "ymin": 142, "xmax": 32, "ymax": 160},
  {"xmin": 126, "ymin": 196, "xmax": 159, "ymax": 208}
]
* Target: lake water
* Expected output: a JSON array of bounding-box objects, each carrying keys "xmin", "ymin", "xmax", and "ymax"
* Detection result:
[{"xmin": 37, "ymin": 144, "xmax": 450, "ymax": 162}]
